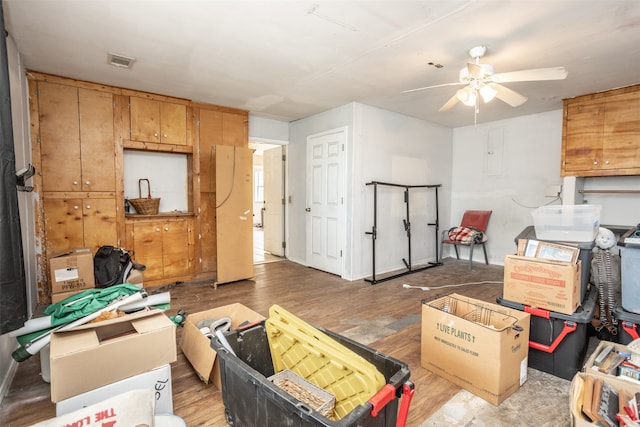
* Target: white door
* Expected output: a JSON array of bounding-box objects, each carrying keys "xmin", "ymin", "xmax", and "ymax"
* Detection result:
[
  {"xmin": 263, "ymin": 146, "xmax": 284, "ymax": 256},
  {"xmin": 306, "ymin": 128, "xmax": 346, "ymax": 276}
]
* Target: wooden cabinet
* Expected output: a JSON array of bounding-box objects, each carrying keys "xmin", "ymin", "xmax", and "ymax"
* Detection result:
[
  {"xmin": 127, "ymin": 217, "xmax": 194, "ymax": 284},
  {"xmin": 129, "ymin": 96, "xmax": 187, "ymax": 145},
  {"xmin": 43, "ymin": 198, "xmax": 117, "ymax": 255},
  {"xmin": 30, "ymin": 72, "xmax": 251, "ymax": 301},
  {"xmin": 562, "ymin": 84, "xmax": 640, "ymax": 177},
  {"xmin": 38, "ymin": 82, "xmax": 116, "ymax": 192}
]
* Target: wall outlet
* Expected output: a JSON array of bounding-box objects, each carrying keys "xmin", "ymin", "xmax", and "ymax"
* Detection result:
[{"xmin": 544, "ymin": 184, "xmax": 562, "ymax": 197}]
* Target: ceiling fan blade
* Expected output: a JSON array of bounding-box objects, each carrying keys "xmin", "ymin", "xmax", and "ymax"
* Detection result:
[
  {"xmin": 467, "ymin": 62, "xmax": 484, "ymax": 78},
  {"xmin": 401, "ymin": 81, "xmax": 464, "ymax": 94},
  {"xmin": 490, "ymin": 67, "xmax": 568, "ymax": 83},
  {"xmin": 489, "ymin": 83, "xmax": 528, "ymax": 107},
  {"xmin": 439, "ymin": 93, "xmax": 460, "ymax": 112}
]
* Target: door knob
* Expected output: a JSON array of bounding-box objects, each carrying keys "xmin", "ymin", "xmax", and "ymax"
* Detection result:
[{"xmin": 305, "ymin": 208, "xmax": 311, "ymax": 212}]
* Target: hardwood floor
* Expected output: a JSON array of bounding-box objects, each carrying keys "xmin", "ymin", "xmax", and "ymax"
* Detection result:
[{"xmin": 0, "ymin": 258, "xmax": 506, "ymax": 426}]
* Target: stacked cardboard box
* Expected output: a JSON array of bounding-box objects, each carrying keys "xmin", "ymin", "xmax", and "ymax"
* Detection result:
[
  {"xmin": 50, "ymin": 309, "xmax": 177, "ymax": 411},
  {"xmin": 49, "ymin": 248, "xmax": 95, "ymax": 303}
]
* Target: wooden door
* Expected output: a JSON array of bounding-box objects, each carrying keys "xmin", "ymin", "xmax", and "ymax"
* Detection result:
[
  {"xmin": 160, "ymin": 102, "xmax": 187, "ymax": 145},
  {"xmin": 79, "ymin": 89, "xmax": 116, "ymax": 192},
  {"xmin": 132, "ymin": 221, "xmax": 164, "ymax": 281},
  {"xmin": 602, "ymin": 92, "xmax": 640, "ymax": 170},
  {"xmin": 215, "ymin": 145, "xmax": 254, "ymax": 285},
  {"xmin": 130, "ymin": 97, "xmax": 161, "ymax": 143},
  {"xmin": 563, "ymin": 98, "xmax": 604, "ymax": 174},
  {"xmin": 43, "ymin": 198, "xmax": 84, "ymax": 254},
  {"xmin": 82, "ymin": 198, "xmax": 117, "ymax": 254},
  {"xmin": 38, "ymin": 82, "xmax": 81, "ymax": 192},
  {"xmin": 162, "ymin": 219, "xmax": 191, "ymax": 278}
]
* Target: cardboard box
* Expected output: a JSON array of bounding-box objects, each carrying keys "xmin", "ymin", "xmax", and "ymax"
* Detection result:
[
  {"xmin": 56, "ymin": 364, "xmax": 172, "ymax": 416},
  {"xmin": 49, "ymin": 248, "xmax": 95, "ymax": 294},
  {"xmin": 32, "ymin": 389, "xmax": 156, "ymax": 427},
  {"xmin": 180, "ymin": 303, "xmax": 264, "ymax": 389},
  {"xmin": 50, "ymin": 309, "xmax": 176, "ymax": 402},
  {"xmin": 421, "ymin": 293, "xmax": 530, "ymax": 405},
  {"xmin": 503, "ymin": 254, "xmax": 582, "ymax": 315}
]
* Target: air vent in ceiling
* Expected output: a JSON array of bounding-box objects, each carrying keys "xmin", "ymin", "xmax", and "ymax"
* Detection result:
[{"xmin": 108, "ymin": 53, "xmax": 135, "ymax": 69}]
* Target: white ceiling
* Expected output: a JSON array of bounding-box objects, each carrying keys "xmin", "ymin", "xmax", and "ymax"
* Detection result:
[{"xmin": 3, "ymin": 0, "xmax": 640, "ymax": 128}]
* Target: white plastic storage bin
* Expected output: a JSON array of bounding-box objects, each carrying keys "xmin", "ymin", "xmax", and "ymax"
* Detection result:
[
  {"xmin": 621, "ymin": 246, "xmax": 640, "ymax": 314},
  {"xmin": 532, "ymin": 204, "xmax": 601, "ymax": 242}
]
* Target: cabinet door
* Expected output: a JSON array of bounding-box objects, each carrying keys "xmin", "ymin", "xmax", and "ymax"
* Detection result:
[
  {"xmin": 199, "ymin": 109, "xmax": 222, "ymax": 193},
  {"xmin": 602, "ymin": 92, "xmax": 640, "ymax": 170},
  {"xmin": 130, "ymin": 97, "xmax": 161, "ymax": 143},
  {"xmin": 222, "ymin": 112, "xmax": 245, "ymax": 147},
  {"xmin": 563, "ymin": 99, "xmax": 604, "ymax": 173},
  {"xmin": 160, "ymin": 102, "xmax": 187, "ymax": 145},
  {"xmin": 162, "ymin": 219, "xmax": 191, "ymax": 278},
  {"xmin": 216, "ymin": 146, "xmax": 254, "ymax": 284},
  {"xmin": 38, "ymin": 82, "xmax": 81, "ymax": 192},
  {"xmin": 43, "ymin": 198, "xmax": 84, "ymax": 254},
  {"xmin": 79, "ymin": 89, "xmax": 116, "ymax": 191},
  {"xmin": 82, "ymin": 198, "xmax": 117, "ymax": 253},
  {"xmin": 132, "ymin": 222, "xmax": 164, "ymax": 281}
]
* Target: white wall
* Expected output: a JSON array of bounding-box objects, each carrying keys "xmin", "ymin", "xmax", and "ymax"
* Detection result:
[
  {"xmin": 450, "ymin": 110, "xmax": 565, "ymax": 264},
  {"xmin": 287, "ymin": 102, "xmax": 453, "ymax": 280},
  {"xmin": 287, "ymin": 104, "xmax": 355, "ymax": 266},
  {"xmin": 1, "ymin": 34, "xmax": 35, "ymax": 403},
  {"xmin": 449, "ymin": 109, "xmax": 640, "ymax": 266},
  {"xmin": 350, "ymin": 104, "xmax": 453, "ymax": 280},
  {"xmin": 249, "ymin": 115, "xmax": 289, "ymax": 144}
]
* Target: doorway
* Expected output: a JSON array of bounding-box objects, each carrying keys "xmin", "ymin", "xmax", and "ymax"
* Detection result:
[{"xmin": 251, "ymin": 141, "xmax": 286, "ymax": 264}]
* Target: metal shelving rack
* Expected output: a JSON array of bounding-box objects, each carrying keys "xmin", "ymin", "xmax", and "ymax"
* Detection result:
[{"xmin": 364, "ymin": 181, "xmax": 442, "ymax": 284}]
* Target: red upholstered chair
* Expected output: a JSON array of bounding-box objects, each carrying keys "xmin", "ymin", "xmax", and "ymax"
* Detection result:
[{"xmin": 440, "ymin": 210, "xmax": 492, "ymax": 270}]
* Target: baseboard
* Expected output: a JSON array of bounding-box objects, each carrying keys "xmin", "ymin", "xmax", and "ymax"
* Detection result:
[{"xmin": 0, "ymin": 357, "xmax": 19, "ymax": 406}]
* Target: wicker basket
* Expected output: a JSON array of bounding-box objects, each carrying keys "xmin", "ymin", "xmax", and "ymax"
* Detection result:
[{"xmin": 129, "ymin": 178, "xmax": 160, "ymax": 215}]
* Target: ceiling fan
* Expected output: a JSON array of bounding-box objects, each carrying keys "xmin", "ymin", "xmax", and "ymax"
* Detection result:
[{"xmin": 402, "ymin": 45, "xmax": 568, "ymax": 113}]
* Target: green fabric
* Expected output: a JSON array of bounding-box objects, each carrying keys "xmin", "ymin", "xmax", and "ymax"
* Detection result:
[{"xmin": 44, "ymin": 284, "xmax": 142, "ymax": 326}]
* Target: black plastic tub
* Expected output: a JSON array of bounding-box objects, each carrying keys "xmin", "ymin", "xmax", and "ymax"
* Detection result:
[
  {"xmin": 210, "ymin": 321, "xmax": 413, "ymax": 427},
  {"xmin": 497, "ymin": 286, "xmax": 597, "ymax": 380}
]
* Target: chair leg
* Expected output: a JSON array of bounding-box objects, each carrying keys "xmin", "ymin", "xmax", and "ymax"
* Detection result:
[
  {"xmin": 468, "ymin": 242, "xmax": 474, "ymax": 270},
  {"xmin": 453, "ymin": 245, "xmax": 460, "ymax": 260},
  {"xmin": 439, "ymin": 234, "xmax": 444, "ymax": 262},
  {"xmin": 482, "ymin": 243, "xmax": 489, "ymax": 264}
]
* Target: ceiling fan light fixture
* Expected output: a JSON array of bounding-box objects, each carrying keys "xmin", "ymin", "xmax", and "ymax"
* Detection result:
[
  {"xmin": 479, "ymin": 84, "xmax": 497, "ymax": 103},
  {"xmin": 456, "ymin": 87, "xmax": 477, "ymax": 106}
]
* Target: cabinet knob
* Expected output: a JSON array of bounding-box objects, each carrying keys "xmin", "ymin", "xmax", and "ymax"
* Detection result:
[
  {"xmin": 164, "ymin": 227, "xmax": 169, "ymax": 231},
  {"xmin": 85, "ymin": 204, "xmax": 91, "ymax": 209},
  {"xmin": 156, "ymin": 227, "xmax": 161, "ymax": 232},
  {"xmin": 73, "ymin": 180, "xmax": 78, "ymax": 185},
  {"xmin": 73, "ymin": 205, "xmax": 79, "ymax": 210},
  {"xmin": 85, "ymin": 180, "xmax": 90, "ymax": 185},
  {"xmin": 163, "ymin": 133, "xmax": 168, "ymax": 138},
  {"xmin": 593, "ymin": 161, "xmax": 598, "ymax": 165},
  {"xmin": 154, "ymin": 132, "xmax": 159, "ymax": 137},
  {"xmin": 605, "ymin": 160, "xmax": 609, "ymax": 165}
]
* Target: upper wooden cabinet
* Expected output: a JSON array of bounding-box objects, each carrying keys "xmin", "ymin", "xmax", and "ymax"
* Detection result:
[
  {"xmin": 129, "ymin": 96, "xmax": 188, "ymax": 145},
  {"xmin": 37, "ymin": 82, "xmax": 116, "ymax": 192},
  {"xmin": 562, "ymin": 84, "xmax": 640, "ymax": 177}
]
